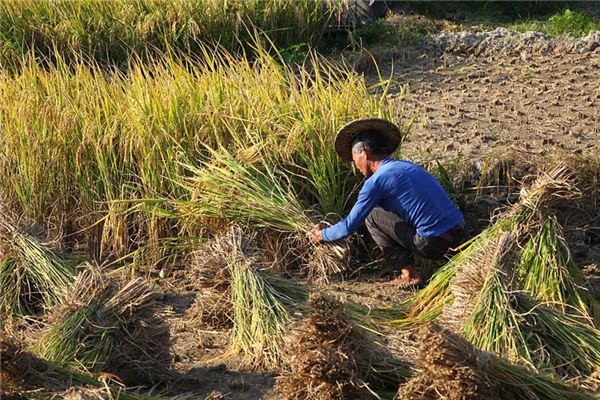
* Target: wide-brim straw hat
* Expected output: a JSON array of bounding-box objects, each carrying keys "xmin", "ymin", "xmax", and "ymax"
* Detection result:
[{"xmin": 334, "ymin": 118, "xmax": 402, "ymax": 162}]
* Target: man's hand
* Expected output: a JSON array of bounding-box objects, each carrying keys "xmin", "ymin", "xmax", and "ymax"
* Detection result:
[{"xmin": 307, "ymin": 223, "xmax": 324, "ymax": 245}]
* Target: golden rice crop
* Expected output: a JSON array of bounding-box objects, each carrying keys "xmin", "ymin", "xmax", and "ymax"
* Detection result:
[
  {"xmin": 0, "ymin": 42, "xmax": 400, "ymax": 265},
  {"xmin": 0, "ymin": 0, "xmax": 347, "ymax": 67}
]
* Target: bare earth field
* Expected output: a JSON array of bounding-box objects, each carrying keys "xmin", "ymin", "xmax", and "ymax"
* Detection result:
[
  {"xmin": 155, "ymin": 32, "xmax": 600, "ymax": 399},
  {"xmin": 396, "ymin": 45, "xmax": 599, "ymax": 159}
]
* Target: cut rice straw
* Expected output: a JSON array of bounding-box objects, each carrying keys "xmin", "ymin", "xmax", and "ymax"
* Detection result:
[
  {"xmin": 178, "ymin": 146, "xmax": 349, "ymax": 283},
  {"xmin": 392, "ymin": 162, "xmax": 588, "ymax": 328},
  {"xmin": 276, "ymin": 293, "xmax": 411, "ymax": 399},
  {"xmin": 517, "ymin": 216, "xmax": 600, "ymax": 322},
  {"xmin": 0, "ymin": 215, "xmax": 75, "ymax": 320},
  {"xmin": 398, "ymin": 323, "xmax": 596, "ymax": 400},
  {"xmin": 35, "ymin": 263, "xmax": 161, "ymax": 380}
]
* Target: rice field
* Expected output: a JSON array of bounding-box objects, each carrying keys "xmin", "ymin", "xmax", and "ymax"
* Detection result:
[
  {"xmin": 0, "ymin": 0, "xmax": 348, "ymax": 67},
  {"xmin": 1, "ymin": 2, "xmax": 599, "ymax": 399}
]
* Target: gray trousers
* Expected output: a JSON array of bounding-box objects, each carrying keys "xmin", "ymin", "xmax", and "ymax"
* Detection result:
[{"xmin": 365, "ymin": 207, "xmax": 466, "ymax": 268}]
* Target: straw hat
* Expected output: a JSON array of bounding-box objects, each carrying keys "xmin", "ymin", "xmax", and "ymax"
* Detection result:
[{"xmin": 334, "ymin": 118, "xmax": 402, "ymax": 162}]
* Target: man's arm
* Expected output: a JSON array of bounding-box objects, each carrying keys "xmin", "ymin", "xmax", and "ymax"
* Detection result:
[{"xmin": 320, "ymin": 179, "xmax": 383, "ymax": 242}]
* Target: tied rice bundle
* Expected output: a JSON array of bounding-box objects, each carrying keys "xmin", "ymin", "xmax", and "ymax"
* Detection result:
[
  {"xmin": 1, "ymin": 329, "xmax": 168, "ymax": 399},
  {"xmin": 442, "ymin": 233, "xmax": 600, "ymax": 378},
  {"xmin": 517, "ymin": 216, "xmax": 600, "ymax": 321},
  {"xmin": 221, "ymin": 228, "xmax": 308, "ymax": 368},
  {"xmin": 398, "ymin": 324, "xmax": 596, "ymax": 400},
  {"xmin": 0, "ymin": 214, "xmax": 76, "ymax": 320},
  {"xmin": 35, "ymin": 264, "xmax": 169, "ymax": 384},
  {"xmin": 191, "ymin": 228, "xmax": 408, "ymax": 368},
  {"xmin": 276, "ymin": 293, "xmax": 411, "ymax": 399},
  {"xmin": 398, "ymin": 163, "xmax": 596, "ymax": 328}
]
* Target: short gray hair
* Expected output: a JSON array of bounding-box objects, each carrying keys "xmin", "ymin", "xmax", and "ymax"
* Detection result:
[{"xmin": 351, "ymin": 131, "xmax": 388, "ymax": 156}]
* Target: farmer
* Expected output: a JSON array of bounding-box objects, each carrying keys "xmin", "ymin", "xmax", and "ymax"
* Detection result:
[{"xmin": 307, "ymin": 118, "xmax": 466, "ymax": 286}]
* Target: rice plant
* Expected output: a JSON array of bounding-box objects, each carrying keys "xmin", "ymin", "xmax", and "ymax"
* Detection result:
[
  {"xmin": 0, "ymin": 0, "xmax": 347, "ymax": 67},
  {"xmin": 0, "ymin": 39, "xmax": 398, "ymax": 264}
]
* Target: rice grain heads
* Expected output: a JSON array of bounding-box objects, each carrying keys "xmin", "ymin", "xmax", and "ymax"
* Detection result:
[
  {"xmin": 0, "ymin": 213, "xmax": 76, "ymax": 323},
  {"xmin": 398, "ymin": 324, "xmax": 596, "ymax": 400},
  {"xmin": 276, "ymin": 293, "xmax": 411, "ymax": 399},
  {"xmin": 34, "ymin": 264, "xmax": 170, "ymax": 384}
]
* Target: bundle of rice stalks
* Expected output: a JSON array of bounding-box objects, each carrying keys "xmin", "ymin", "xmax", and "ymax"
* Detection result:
[
  {"xmin": 443, "ymin": 233, "xmax": 531, "ymax": 364},
  {"xmin": 0, "ymin": 336, "xmax": 167, "ymax": 400},
  {"xmin": 441, "ymin": 233, "xmax": 600, "ymax": 378},
  {"xmin": 515, "ymin": 295, "xmax": 600, "ymax": 378},
  {"xmin": 34, "ymin": 264, "xmax": 169, "ymax": 383},
  {"xmin": 398, "ymin": 163, "xmax": 589, "ymax": 327},
  {"xmin": 517, "ymin": 216, "xmax": 600, "ymax": 321},
  {"xmin": 387, "ymin": 219, "xmax": 511, "ymax": 329},
  {"xmin": 0, "ymin": 218, "xmax": 76, "ymax": 321},
  {"xmin": 398, "ymin": 324, "xmax": 595, "ymax": 400},
  {"xmin": 187, "ymin": 226, "xmax": 264, "ymax": 330},
  {"xmin": 179, "ymin": 146, "xmax": 349, "ymax": 283},
  {"xmin": 191, "ymin": 227, "xmax": 404, "ymax": 368},
  {"xmin": 276, "ymin": 293, "xmax": 411, "ymax": 400}
]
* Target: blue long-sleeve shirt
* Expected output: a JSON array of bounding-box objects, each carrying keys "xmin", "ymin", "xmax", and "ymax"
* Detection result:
[{"xmin": 322, "ymin": 159, "xmax": 463, "ymax": 242}]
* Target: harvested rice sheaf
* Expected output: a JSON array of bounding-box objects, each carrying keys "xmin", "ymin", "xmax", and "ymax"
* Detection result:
[
  {"xmin": 441, "ymin": 233, "xmax": 600, "ymax": 377},
  {"xmin": 401, "ymin": 163, "xmax": 596, "ymax": 327},
  {"xmin": 179, "ymin": 147, "xmax": 350, "ymax": 283},
  {"xmin": 276, "ymin": 293, "xmax": 411, "ymax": 399},
  {"xmin": 398, "ymin": 324, "xmax": 596, "ymax": 400},
  {"xmin": 35, "ymin": 264, "xmax": 170, "ymax": 384},
  {"xmin": 0, "ymin": 213, "xmax": 76, "ymax": 321},
  {"xmin": 517, "ymin": 216, "xmax": 600, "ymax": 321},
  {"xmin": 186, "ymin": 228, "xmax": 250, "ymax": 330},
  {"xmin": 0, "ymin": 333, "xmax": 168, "ymax": 400}
]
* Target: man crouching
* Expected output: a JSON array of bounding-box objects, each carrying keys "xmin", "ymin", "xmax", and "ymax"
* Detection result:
[{"xmin": 307, "ymin": 118, "xmax": 466, "ymax": 287}]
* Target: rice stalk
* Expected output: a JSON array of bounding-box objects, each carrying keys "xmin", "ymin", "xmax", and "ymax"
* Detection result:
[
  {"xmin": 178, "ymin": 146, "xmax": 350, "ymax": 283},
  {"xmin": 34, "ymin": 264, "xmax": 166, "ymax": 382},
  {"xmin": 0, "ymin": 220, "xmax": 76, "ymax": 320},
  {"xmin": 207, "ymin": 228, "xmax": 299, "ymax": 368},
  {"xmin": 398, "ymin": 324, "xmax": 596, "ymax": 400},
  {"xmin": 517, "ymin": 216, "xmax": 600, "ymax": 321},
  {"xmin": 34, "ymin": 265, "xmax": 118, "ymax": 370},
  {"xmin": 276, "ymin": 293, "xmax": 411, "ymax": 399},
  {"xmin": 228, "ymin": 258, "xmax": 298, "ymax": 369}
]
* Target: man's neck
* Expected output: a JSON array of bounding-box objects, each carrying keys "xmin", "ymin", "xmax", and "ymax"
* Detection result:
[{"xmin": 367, "ymin": 157, "xmax": 386, "ymax": 175}]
